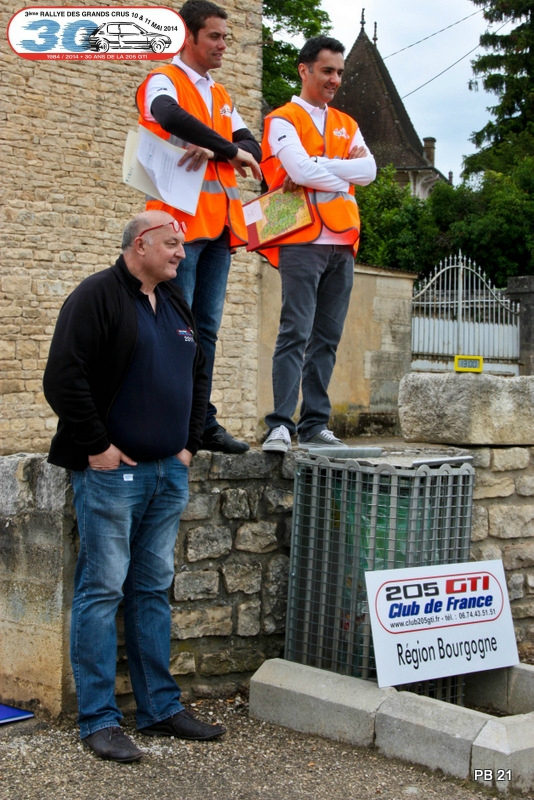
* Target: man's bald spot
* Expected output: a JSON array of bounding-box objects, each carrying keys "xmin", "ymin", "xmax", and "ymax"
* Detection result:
[{"xmin": 121, "ymin": 211, "xmax": 175, "ymax": 250}]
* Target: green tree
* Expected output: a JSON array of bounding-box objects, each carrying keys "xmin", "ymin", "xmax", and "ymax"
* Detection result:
[
  {"xmin": 463, "ymin": 1, "xmax": 534, "ymax": 175},
  {"xmin": 428, "ymin": 161, "xmax": 534, "ymax": 285},
  {"xmin": 262, "ymin": 0, "xmax": 331, "ymax": 110},
  {"xmin": 356, "ymin": 166, "xmax": 440, "ymax": 273},
  {"xmin": 357, "ymin": 163, "xmax": 534, "ymax": 286}
]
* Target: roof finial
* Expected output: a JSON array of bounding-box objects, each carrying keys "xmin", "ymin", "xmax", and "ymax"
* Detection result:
[
  {"xmin": 360, "ymin": 8, "xmax": 365, "ymax": 30},
  {"xmin": 373, "ymin": 22, "xmax": 378, "ymax": 45}
]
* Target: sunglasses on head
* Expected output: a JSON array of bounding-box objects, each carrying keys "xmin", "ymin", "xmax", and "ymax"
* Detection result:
[{"xmin": 137, "ymin": 219, "xmax": 188, "ymax": 239}]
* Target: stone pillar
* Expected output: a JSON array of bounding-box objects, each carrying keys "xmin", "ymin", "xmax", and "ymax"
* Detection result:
[
  {"xmin": 0, "ymin": 456, "xmax": 77, "ymax": 715},
  {"xmin": 398, "ymin": 373, "xmax": 534, "ymax": 658},
  {"xmin": 507, "ymin": 276, "xmax": 534, "ymax": 376}
]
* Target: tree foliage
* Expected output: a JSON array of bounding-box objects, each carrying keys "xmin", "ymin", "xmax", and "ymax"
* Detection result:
[
  {"xmin": 262, "ymin": 0, "xmax": 331, "ymax": 110},
  {"xmin": 356, "ymin": 167, "xmax": 442, "ymax": 274},
  {"xmin": 356, "ymin": 163, "xmax": 534, "ymax": 286},
  {"xmin": 463, "ymin": 1, "xmax": 534, "ymax": 175}
]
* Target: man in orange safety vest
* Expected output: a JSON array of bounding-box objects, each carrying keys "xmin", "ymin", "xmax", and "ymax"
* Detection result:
[
  {"xmin": 137, "ymin": 0, "xmax": 262, "ymax": 454},
  {"xmin": 261, "ymin": 35, "xmax": 376, "ymax": 454}
]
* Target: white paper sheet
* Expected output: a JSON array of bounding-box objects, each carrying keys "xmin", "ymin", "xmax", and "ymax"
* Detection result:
[{"xmin": 122, "ymin": 126, "xmax": 207, "ymax": 216}]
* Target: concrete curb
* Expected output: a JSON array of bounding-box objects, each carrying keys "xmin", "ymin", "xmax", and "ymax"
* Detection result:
[{"xmin": 249, "ymin": 659, "xmax": 534, "ymax": 795}]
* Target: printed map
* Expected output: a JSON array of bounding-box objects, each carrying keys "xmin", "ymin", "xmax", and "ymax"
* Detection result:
[{"xmin": 245, "ymin": 186, "xmax": 313, "ymax": 246}]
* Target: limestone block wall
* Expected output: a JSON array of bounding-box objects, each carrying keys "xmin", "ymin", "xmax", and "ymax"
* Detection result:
[
  {"xmin": 0, "ymin": 450, "xmax": 293, "ymax": 715},
  {"xmin": 2, "ymin": 443, "xmax": 533, "ymax": 716},
  {"xmin": 398, "ymin": 372, "xmax": 534, "ymax": 664},
  {"xmin": 470, "ymin": 446, "xmax": 534, "ymax": 663},
  {"xmin": 0, "ymin": 455, "xmax": 77, "ymax": 715},
  {"xmin": 0, "ymin": 0, "xmax": 263, "ymax": 454}
]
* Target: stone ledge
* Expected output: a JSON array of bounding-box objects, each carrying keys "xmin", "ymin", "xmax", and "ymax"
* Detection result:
[
  {"xmin": 375, "ymin": 691, "xmax": 487, "ymax": 779},
  {"xmin": 249, "ymin": 658, "xmax": 395, "ymax": 747},
  {"xmin": 249, "ymin": 659, "xmax": 534, "ymax": 795},
  {"xmin": 398, "ymin": 373, "xmax": 534, "ymax": 445},
  {"xmin": 472, "ymin": 714, "xmax": 534, "ymax": 794}
]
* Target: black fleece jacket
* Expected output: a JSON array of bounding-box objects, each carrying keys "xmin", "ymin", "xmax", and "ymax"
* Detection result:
[{"xmin": 43, "ymin": 255, "xmax": 208, "ymax": 471}]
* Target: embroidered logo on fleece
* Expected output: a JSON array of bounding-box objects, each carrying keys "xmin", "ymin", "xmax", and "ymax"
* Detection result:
[
  {"xmin": 333, "ymin": 127, "xmax": 350, "ymax": 139},
  {"xmin": 177, "ymin": 328, "xmax": 195, "ymax": 343},
  {"xmin": 220, "ymin": 104, "xmax": 232, "ymax": 117}
]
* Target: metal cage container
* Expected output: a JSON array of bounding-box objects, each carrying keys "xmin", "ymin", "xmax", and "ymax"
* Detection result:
[{"xmin": 285, "ymin": 451, "xmax": 475, "ymax": 702}]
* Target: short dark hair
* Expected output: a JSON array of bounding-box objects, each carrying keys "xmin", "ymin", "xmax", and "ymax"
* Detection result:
[
  {"xmin": 298, "ymin": 35, "xmax": 345, "ymax": 69},
  {"xmin": 179, "ymin": 0, "xmax": 227, "ymax": 39}
]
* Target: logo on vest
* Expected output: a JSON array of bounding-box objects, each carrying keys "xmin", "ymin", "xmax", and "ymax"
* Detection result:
[
  {"xmin": 333, "ymin": 127, "xmax": 350, "ymax": 139},
  {"xmin": 220, "ymin": 104, "xmax": 232, "ymax": 117}
]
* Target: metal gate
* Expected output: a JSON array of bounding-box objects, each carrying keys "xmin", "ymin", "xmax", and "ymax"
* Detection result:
[{"xmin": 411, "ymin": 252, "xmax": 520, "ymax": 374}]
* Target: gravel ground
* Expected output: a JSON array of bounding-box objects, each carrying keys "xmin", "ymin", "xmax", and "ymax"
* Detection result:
[{"xmin": 0, "ymin": 696, "xmax": 501, "ymax": 800}]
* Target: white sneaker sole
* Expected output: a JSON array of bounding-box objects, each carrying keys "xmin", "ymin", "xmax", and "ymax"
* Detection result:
[
  {"xmin": 262, "ymin": 441, "xmax": 291, "ymax": 452},
  {"xmin": 297, "ymin": 441, "xmax": 348, "ymax": 450}
]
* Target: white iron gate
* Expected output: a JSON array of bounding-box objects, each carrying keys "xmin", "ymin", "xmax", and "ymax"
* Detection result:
[{"xmin": 411, "ymin": 252, "xmax": 520, "ymax": 374}]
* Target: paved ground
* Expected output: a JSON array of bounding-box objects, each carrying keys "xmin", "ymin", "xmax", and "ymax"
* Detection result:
[{"xmin": 0, "ymin": 696, "xmax": 503, "ymax": 800}]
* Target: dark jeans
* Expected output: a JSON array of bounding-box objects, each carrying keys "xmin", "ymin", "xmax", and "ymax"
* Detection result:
[
  {"xmin": 172, "ymin": 232, "xmax": 231, "ymax": 432},
  {"xmin": 265, "ymin": 244, "xmax": 354, "ymax": 440},
  {"xmin": 70, "ymin": 457, "xmax": 189, "ymax": 738}
]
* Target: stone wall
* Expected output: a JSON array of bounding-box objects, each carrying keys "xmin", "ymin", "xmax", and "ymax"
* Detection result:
[
  {"xmin": 0, "ymin": 450, "xmax": 293, "ymax": 715},
  {"xmin": 2, "ymin": 440, "xmax": 533, "ymax": 715},
  {"xmin": 0, "ymin": 0, "xmax": 263, "ymax": 454},
  {"xmin": 399, "ymin": 372, "xmax": 534, "ymax": 664},
  {"xmin": 470, "ymin": 446, "xmax": 534, "ymax": 663},
  {"xmin": 0, "ymin": 455, "xmax": 76, "ymax": 715}
]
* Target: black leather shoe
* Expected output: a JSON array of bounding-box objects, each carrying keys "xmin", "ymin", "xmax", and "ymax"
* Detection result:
[
  {"xmin": 140, "ymin": 709, "xmax": 226, "ymax": 741},
  {"xmin": 201, "ymin": 424, "xmax": 250, "ymax": 454},
  {"xmin": 83, "ymin": 727, "xmax": 143, "ymax": 762}
]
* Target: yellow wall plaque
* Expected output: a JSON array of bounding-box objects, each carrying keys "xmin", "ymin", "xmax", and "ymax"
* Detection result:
[{"xmin": 454, "ymin": 355, "xmax": 484, "ymax": 373}]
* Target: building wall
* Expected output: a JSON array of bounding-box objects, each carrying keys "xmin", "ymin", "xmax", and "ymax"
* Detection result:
[{"xmin": 0, "ymin": 0, "xmax": 263, "ymax": 453}]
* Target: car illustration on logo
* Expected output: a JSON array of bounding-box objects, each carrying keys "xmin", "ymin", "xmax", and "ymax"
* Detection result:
[{"xmin": 88, "ymin": 22, "xmax": 172, "ymax": 54}]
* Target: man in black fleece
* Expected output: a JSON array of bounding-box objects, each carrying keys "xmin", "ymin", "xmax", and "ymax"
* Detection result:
[{"xmin": 44, "ymin": 210, "xmax": 225, "ymax": 763}]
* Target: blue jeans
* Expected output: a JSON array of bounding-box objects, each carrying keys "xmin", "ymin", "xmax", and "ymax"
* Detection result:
[
  {"xmin": 265, "ymin": 244, "xmax": 354, "ymax": 441},
  {"xmin": 172, "ymin": 232, "xmax": 231, "ymax": 431},
  {"xmin": 70, "ymin": 457, "xmax": 189, "ymax": 738}
]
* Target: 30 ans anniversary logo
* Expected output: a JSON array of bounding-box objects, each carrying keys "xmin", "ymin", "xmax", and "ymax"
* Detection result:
[{"xmin": 7, "ymin": 6, "xmax": 186, "ymax": 60}]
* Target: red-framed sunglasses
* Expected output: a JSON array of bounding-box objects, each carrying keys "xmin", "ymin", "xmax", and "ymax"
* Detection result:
[{"xmin": 137, "ymin": 219, "xmax": 188, "ymax": 239}]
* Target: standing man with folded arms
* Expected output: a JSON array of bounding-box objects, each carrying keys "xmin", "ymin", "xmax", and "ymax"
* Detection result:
[
  {"xmin": 136, "ymin": 0, "xmax": 262, "ymax": 455},
  {"xmin": 260, "ymin": 35, "xmax": 376, "ymax": 453}
]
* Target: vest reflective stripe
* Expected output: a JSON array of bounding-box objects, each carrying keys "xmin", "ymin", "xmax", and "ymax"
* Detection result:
[
  {"xmin": 202, "ymin": 179, "xmax": 225, "ymax": 194},
  {"xmin": 315, "ymin": 191, "xmax": 357, "ymax": 205},
  {"xmin": 136, "ymin": 65, "xmax": 247, "ymax": 246},
  {"xmin": 259, "ymin": 102, "xmax": 361, "ymax": 267}
]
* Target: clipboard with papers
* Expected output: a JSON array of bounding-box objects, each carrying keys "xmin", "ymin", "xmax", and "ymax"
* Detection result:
[
  {"xmin": 242, "ymin": 185, "xmax": 314, "ymax": 251},
  {"xmin": 122, "ymin": 126, "xmax": 207, "ymax": 216}
]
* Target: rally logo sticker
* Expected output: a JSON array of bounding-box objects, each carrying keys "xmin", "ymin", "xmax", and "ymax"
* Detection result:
[{"xmin": 7, "ymin": 6, "xmax": 186, "ymax": 60}]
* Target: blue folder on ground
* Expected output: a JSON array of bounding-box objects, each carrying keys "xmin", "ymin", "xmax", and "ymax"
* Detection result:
[{"xmin": 0, "ymin": 704, "xmax": 34, "ymax": 724}]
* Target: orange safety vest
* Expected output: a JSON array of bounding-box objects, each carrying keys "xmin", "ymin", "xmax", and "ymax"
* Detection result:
[
  {"xmin": 260, "ymin": 102, "xmax": 361, "ymax": 267},
  {"xmin": 136, "ymin": 65, "xmax": 247, "ymax": 247}
]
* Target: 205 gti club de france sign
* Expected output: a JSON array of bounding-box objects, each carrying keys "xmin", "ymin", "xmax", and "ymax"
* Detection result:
[{"xmin": 365, "ymin": 559, "xmax": 518, "ymax": 687}]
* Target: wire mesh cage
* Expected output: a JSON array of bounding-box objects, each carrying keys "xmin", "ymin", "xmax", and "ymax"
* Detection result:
[{"xmin": 285, "ymin": 452, "xmax": 475, "ymax": 703}]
